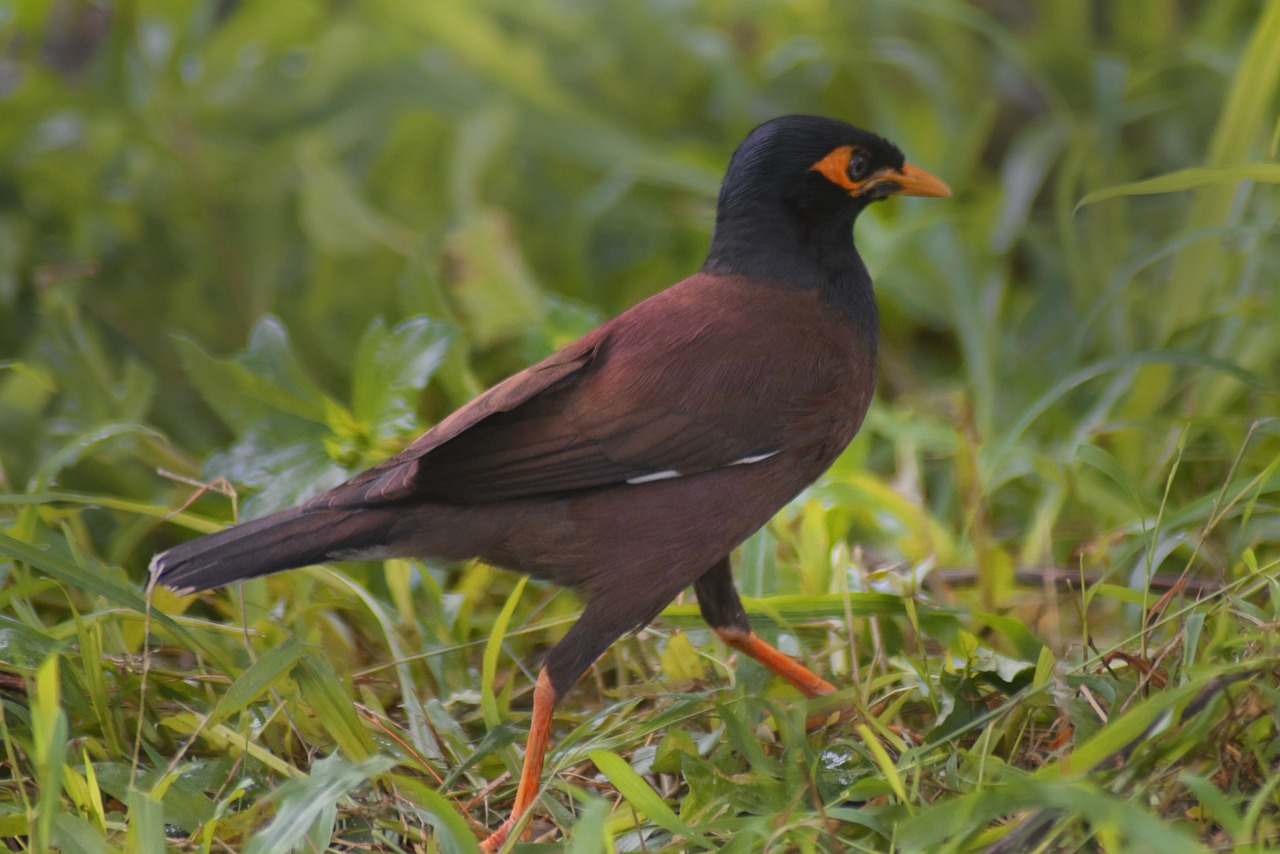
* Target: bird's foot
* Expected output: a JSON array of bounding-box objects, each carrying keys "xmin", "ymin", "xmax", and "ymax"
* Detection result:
[{"xmin": 478, "ymin": 817, "xmax": 515, "ymax": 853}]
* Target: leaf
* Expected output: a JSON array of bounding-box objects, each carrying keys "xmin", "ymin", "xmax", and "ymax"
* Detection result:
[
  {"xmin": 49, "ymin": 812, "xmax": 111, "ymax": 854},
  {"xmin": 969, "ymin": 613, "xmax": 1046, "ymax": 662},
  {"xmin": 566, "ymin": 797, "xmax": 612, "ymax": 854},
  {"xmin": 173, "ymin": 317, "xmax": 333, "ymax": 432},
  {"xmin": 714, "ymin": 701, "xmax": 775, "ymax": 775},
  {"xmin": 390, "ymin": 774, "xmax": 482, "ymax": 854},
  {"xmin": 1076, "ymin": 444, "xmax": 1145, "ymax": 514},
  {"xmin": 32, "ymin": 654, "xmax": 67, "ymax": 852},
  {"xmin": 157, "ymin": 716, "xmax": 302, "ymax": 778},
  {"xmin": 651, "ymin": 728, "xmax": 697, "ymax": 775},
  {"xmin": 1037, "ymin": 676, "xmax": 1214, "ymax": 778},
  {"xmin": 856, "ymin": 725, "xmax": 909, "ymax": 806},
  {"xmin": 441, "ymin": 209, "xmax": 546, "ymax": 348},
  {"xmin": 897, "ymin": 778, "xmax": 1204, "ymax": 852},
  {"xmin": 245, "ymin": 754, "xmax": 396, "ymax": 854},
  {"xmin": 589, "ymin": 749, "xmax": 714, "ymax": 849},
  {"xmin": 0, "ymin": 614, "xmax": 59, "ymax": 671},
  {"xmin": 989, "ymin": 118, "xmax": 1069, "ymax": 252},
  {"xmin": 0, "ymin": 531, "xmax": 191, "ymax": 641},
  {"xmin": 481, "ymin": 576, "xmax": 526, "ymax": 730},
  {"xmin": 205, "ymin": 423, "xmax": 347, "ymax": 517},
  {"xmin": 351, "ymin": 315, "xmax": 453, "ymax": 439},
  {"xmin": 125, "ymin": 788, "xmax": 166, "ymax": 854},
  {"xmin": 205, "ymin": 637, "xmax": 307, "ymax": 730},
  {"xmin": 29, "ymin": 422, "xmax": 164, "ymax": 491},
  {"xmin": 1076, "ymin": 163, "xmax": 1280, "ymax": 210},
  {"xmin": 293, "ymin": 656, "xmax": 378, "ymax": 761},
  {"xmin": 984, "ymin": 349, "xmax": 1270, "ymax": 486},
  {"xmin": 659, "ymin": 631, "xmax": 706, "ymax": 683},
  {"xmin": 297, "ymin": 136, "xmax": 416, "ymax": 254}
]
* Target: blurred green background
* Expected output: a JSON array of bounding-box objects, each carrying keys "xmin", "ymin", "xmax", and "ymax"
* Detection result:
[{"xmin": 3, "ymin": 1, "xmax": 1280, "ymax": 851}]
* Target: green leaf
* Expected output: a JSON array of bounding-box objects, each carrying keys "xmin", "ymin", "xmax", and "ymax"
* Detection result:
[
  {"xmin": 566, "ymin": 797, "xmax": 612, "ymax": 854},
  {"xmin": 441, "ymin": 210, "xmax": 545, "ymax": 348},
  {"xmin": 351, "ymin": 315, "xmax": 453, "ymax": 439},
  {"xmin": 659, "ymin": 631, "xmax": 706, "ymax": 683},
  {"xmin": 297, "ymin": 136, "xmax": 416, "ymax": 254},
  {"xmin": 245, "ymin": 754, "xmax": 396, "ymax": 854},
  {"xmin": 481, "ymin": 576, "xmax": 526, "ymax": 730},
  {"xmin": 49, "ymin": 812, "xmax": 111, "ymax": 854},
  {"xmin": 293, "ymin": 656, "xmax": 378, "ymax": 761},
  {"xmin": 390, "ymin": 774, "xmax": 482, "ymax": 854},
  {"xmin": 174, "ymin": 317, "xmax": 333, "ymax": 432},
  {"xmin": 0, "ymin": 614, "xmax": 59, "ymax": 671},
  {"xmin": 1076, "ymin": 163, "xmax": 1280, "ymax": 209},
  {"xmin": 125, "ymin": 788, "xmax": 166, "ymax": 854},
  {"xmin": 205, "ymin": 424, "xmax": 346, "ymax": 517},
  {"xmin": 897, "ymin": 778, "xmax": 1204, "ymax": 852},
  {"xmin": 969, "ymin": 613, "xmax": 1047, "ymax": 662},
  {"xmin": 589, "ymin": 748, "xmax": 714, "ymax": 849},
  {"xmin": 0, "ymin": 531, "xmax": 192, "ymax": 642},
  {"xmin": 29, "ymin": 422, "xmax": 163, "ymax": 492},
  {"xmin": 651, "ymin": 727, "xmax": 697, "ymax": 775},
  {"xmin": 32, "ymin": 654, "xmax": 67, "ymax": 852},
  {"xmin": 204, "ymin": 637, "xmax": 307, "ymax": 730},
  {"xmin": 1179, "ymin": 773, "xmax": 1244, "ymax": 841},
  {"xmin": 1036, "ymin": 675, "xmax": 1215, "ymax": 778}
]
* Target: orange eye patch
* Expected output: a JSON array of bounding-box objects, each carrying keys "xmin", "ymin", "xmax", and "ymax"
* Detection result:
[{"xmin": 810, "ymin": 145, "xmax": 868, "ymax": 192}]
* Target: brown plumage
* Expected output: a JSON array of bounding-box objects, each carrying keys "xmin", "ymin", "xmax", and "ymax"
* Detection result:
[{"xmin": 150, "ymin": 115, "xmax": 949, "ymax": 848}]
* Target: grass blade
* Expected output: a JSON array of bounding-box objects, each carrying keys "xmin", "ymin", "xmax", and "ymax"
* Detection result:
[{"xmin": 589, "ymin": 748, "xmax": 714, "ymax": 849}]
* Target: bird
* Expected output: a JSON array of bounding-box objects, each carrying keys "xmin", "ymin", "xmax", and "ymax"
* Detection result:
[{"xmin": 149, "ymin": 114, "xmax": 949, "ymax": 849}]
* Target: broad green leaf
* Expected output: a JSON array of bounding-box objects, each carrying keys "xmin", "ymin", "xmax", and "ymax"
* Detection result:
[
  {"xmin": 173, "ymin": 317, "xmax": 333, "ymax": 431},
  {"xmin": 125, "ymin": 788, "xmax": 166, "ymax": 854},
  {"xmin": 968, "ymin": 613, "xmax": 1046, "ymax": 662},
  {"xmin": 659, "ymin": 631, "xmax": 706, "ymax": 683},
  {"xmin": 49, "ymin": 812, "xmax": 111, "ymax": 854},
  {"xmin": 351, "ymin": 315, "xmax": 453, "ymax": 438},
  {"xmin": 897, "ymin": 778, "xmax": 1204, "ymax": 852}
]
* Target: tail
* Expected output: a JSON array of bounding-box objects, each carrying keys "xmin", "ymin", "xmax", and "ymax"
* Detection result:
[{"xmin": 150, "ymin": 506, "xmax": 398, "ymax": 594}]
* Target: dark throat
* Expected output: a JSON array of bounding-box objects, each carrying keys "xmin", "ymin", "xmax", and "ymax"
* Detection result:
[{"xmin": 701, "ymin": 201, "xmax": 878, "ymax": 332}]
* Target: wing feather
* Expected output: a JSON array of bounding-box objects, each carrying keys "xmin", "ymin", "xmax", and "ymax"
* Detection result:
[{"xmin": 311, "ymin": 275, "xmax": 845, "ymax": 508}]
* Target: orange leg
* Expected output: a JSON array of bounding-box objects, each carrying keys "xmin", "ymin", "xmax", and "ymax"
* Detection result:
[
  {"xmin": 715, "ymin": 626, "xmax": 836, "ymax": 697},
  {"xmin": 479, "ymin": 668, "xmax": 558, "ymax": 852}
]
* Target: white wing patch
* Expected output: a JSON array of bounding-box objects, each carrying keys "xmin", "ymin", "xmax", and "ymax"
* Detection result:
[
  {"xmin": 625, "ymin": 450, "xmax": 779, "ymax": 485},
  {"xmin": 728, "ymin": 450, "xmax": 779, "ymax": 466},
  {"xmin": 626, "ymin": 469, "xmax": 682, "ymax": 485}
]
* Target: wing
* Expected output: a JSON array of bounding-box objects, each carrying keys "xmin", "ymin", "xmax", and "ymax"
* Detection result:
[{"xmin": 312, "ymin": 274, "xmax": 848, "ymax": 508}]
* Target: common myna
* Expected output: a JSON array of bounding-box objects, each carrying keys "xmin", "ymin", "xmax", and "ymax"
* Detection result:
[{"xmin": 151, "ymin": 114, "xmax": 949, "ymax": 848}]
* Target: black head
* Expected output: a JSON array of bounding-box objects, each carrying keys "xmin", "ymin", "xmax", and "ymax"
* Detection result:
[{"xmin": 703, "ymin": 115, "xmax": 948, "ymax": 292}]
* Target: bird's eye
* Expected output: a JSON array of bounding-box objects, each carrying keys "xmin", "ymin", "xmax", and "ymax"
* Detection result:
[{"xmin": 846, "ymin": 151, "xmax": 870, "ymax": 182}]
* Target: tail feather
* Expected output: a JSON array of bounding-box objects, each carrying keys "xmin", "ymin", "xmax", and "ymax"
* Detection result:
[{"xmin": 150, "ymin": 506, "xmax": 396, "ymax": 593}]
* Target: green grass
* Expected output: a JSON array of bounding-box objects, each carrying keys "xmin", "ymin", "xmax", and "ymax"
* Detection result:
[{"xmin": 3, "ymin": 0, "xmax": 1280, "ymax": 850}]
